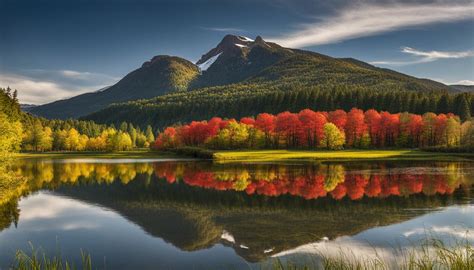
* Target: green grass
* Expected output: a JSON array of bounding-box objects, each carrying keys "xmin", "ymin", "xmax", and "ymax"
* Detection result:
[
  {"xmin": 12, "ymin": 244, "xmax": 92, "ymax": 270},
  {"xmin": 213, "ymin": 149, "xmax": 474, "ymax": 163},
  {"xmin": 15, "ymin": 149, "xmax": 474, "ymax": 162},
  {"xmin": 16, "ymin": 149, "xmax": 180, "ymax": 160}
]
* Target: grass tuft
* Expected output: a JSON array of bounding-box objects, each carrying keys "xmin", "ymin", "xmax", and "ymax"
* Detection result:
[{"xmin": 12, "ymin": 243, "xmax": 93, "ymax": 270}]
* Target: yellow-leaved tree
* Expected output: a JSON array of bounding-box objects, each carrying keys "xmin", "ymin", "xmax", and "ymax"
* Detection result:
[{"xmin": 320, "ymin": 123, "xmax": 345, "ymax": 150}]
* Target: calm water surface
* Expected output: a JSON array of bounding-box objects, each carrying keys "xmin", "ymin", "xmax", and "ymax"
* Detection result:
[{"xmin": 0, "ymin": 159, "xmax": 473, "ymax": 269}]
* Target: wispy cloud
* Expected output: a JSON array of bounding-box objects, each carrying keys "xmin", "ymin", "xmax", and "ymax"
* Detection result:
[
  {"xmin": 267, "ymin": 1, "xmax": 474, "ymax": 48},
  {"xmin": 370, "ymin": 47, "xmax": 474, "ymax": 66},
  {"xmin": 200, "ymin": 26, "xmax": 245, "ymax": 32},
  {"xmin": 454, "ymin": 80, "xmax": 474, "ymax": 85},
  {"xmin": 402, "ymin": 47, "xmax": 474, "ymax": 59},
  {"xmin": 0, "ymin": 70, "xmax": 119, "ymax": 104}
]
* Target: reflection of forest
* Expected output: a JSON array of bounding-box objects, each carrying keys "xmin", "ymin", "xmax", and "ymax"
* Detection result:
[{"xmin": 1, "ymin": 159, "xmax": 473, "ymax": 261}]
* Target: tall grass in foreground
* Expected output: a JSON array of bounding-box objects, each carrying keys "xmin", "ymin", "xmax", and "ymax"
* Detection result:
[
  {"xmin": 11, "ymin": 244, "xmax": 92, "ymax": 270},
  {"xmin": 10, "ymin": 236, "xmax": 474, "ymax": 269},
  {"xmin": 265, "ymin": 237, "xmax": 473, "ymax": 270}
]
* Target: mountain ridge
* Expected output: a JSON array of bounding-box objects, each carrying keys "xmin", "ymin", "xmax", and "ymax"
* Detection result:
[{"xmin": 30, "ymin": 34, "xmax": 456, "ymax": 120}]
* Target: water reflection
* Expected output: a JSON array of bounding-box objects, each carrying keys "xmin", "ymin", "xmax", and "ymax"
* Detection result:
[
  {"xmin": 0, "ymin": 159, "xmax": 473, "ymax": 267},
  {"xmin": 7, "ymin": 160, "xmax": 473, "ymax": 201}
]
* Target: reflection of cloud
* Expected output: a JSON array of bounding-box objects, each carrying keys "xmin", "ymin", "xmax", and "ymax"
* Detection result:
[
  {"xmin": 0, "ymin": 69, "xmax": 119, "ymax": 104},
  {"xmin": 371, "ymin": 47, "xmax": 474, "ymax": 66},
  {"xmin": 19, "ymin": 192, "xmax": 115, "ymax": 222},
  {"xmin": 268, "ymin": 1, "xmax": 474, "ymax": 47},
  {"xmin": 403, "ymin": 226, "xmax": 474, "ymax": 241},
  {"xmin": 272, "ymin": 205, "xmax": 474, "ymax": 263},
  {"xmin": 272, "ymin": 236, "xmax": 396, "ymax": 264}
]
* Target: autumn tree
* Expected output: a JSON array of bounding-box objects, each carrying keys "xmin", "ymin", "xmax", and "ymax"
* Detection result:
[
  {"xmin": 444, "ymin": 117, "xmax": 461, "ymax": 147},
  {"xmin": 255, "ymin": 113, "xmax": 276, "ymax": 147},
  {"xmin": 298, "ymin": 109, "xmax": 326, "ymax": 148},
  {"xmin": 345, "ymin": 108, "xmax": 367, "ymax": 147},
  {"xmin": 275, "ymin": 111, "xmax": 301, "ymax": 148},
  {"xmin": 320, "ymin": 123, "xmax": 345, "ymax": 150},
  {"xmin": 328, "ymin": 110, "xmax": 347, "ymax": 131},
  {"xmin": 0, "ymin": 112, "xmax": 22, "ymax": 156}
]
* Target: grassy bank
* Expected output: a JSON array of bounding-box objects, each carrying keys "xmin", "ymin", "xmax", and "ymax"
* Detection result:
[
  {"xmin": 14, "ymin": 149, "xmax": 474, "ymax": 162},
  {"xmin": 16, "ymin": 149, "xmax": 180, "ymax": 160},
  {"xmin": 213, "ymin": 149, "xmax": 474, "ymax": 163}
]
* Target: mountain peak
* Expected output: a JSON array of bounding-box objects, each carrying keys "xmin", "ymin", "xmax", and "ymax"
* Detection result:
[{"xmin": 196, "ymin": 35, "xmax": 258, "ymax": 67}]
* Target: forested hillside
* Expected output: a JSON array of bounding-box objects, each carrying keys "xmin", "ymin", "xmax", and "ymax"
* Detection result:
[{"xmin": 85, "ymin": 82, "xmax": 473, "ymax": 129}]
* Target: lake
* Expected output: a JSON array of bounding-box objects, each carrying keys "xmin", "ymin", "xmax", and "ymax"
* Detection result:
[{"xmin": 0, "ymin": 158, "xmax": 473, "ymax": 269}]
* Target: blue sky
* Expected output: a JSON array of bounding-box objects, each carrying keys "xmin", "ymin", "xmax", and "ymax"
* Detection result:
[{"xmin": 1, "ymin": 0, "xmax": 473, "ymax": 104}]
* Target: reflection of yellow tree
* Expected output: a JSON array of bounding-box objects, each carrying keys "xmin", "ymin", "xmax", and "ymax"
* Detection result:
[
  {"xmin": 322, "ymin": 164, "xmax": 345, "ymax": 192},
  {"xmin": 116, "ymin": 164, "xmax": 137, "ymax": 184},
  {"xmin": 11, "ymin": 160, "xmax": 155, "ymax": 188},
  {"xmin": 445, "ymin": 163, "xmax": 468, "ymax": 190},
  {"xmin": 232, "ymin": 170, "xmax": 250, "ymax": 191},
  {"xmin": 0, "ymin": 158, "xmax": 26, "ymax": 230},
  {"xmin": 254, "ymin": 167, "xmax": 277, "ymax": 182}
]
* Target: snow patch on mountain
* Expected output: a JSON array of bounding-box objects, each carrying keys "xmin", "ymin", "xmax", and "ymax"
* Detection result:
[
  {"xmin": 238, "ymin": 36, "xmax": 254, "ymax": 42},
  {"xmin": 197, "ymin": 52, "xmax": 222, "ymax": 71},
  {"xmin": 235, "ymin": 43, "xmax": 248, "ymax": 48}
]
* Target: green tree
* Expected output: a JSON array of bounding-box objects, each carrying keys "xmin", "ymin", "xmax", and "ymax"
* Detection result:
[
  {"xmin": 145, "ymin": 125, "xmax": 155, "ymax": 145},
  {"xmin": 320, "ymin": 123, "xmax": 345, "ymax": 150},
  {"xmin": 455, "ymin": 95, "xmax": 471, "ymax": 121}
]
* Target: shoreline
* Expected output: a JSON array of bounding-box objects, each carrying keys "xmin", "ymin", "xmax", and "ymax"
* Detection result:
[{"xmin": 15, "ymin": 149, "xmax": 474, "ymax": 162}]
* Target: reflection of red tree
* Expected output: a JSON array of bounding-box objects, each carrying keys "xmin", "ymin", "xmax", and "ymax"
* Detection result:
[
  {"xmin": 152, "ymin": 163, "xmax": 461, "ymax": 200},
  {"xmin": 154, "ymin": 163, "xmax": 177, "ymax": 183},
  {"xmin": 330, "ymin": 184, "xmax": 347, "ymax": 200},
  {"xmin": 345, "ymin": 175, "xmax": 369, "ymax": 200},
  {"xmin": 365, "ymin": 176, "xmax": 382, "ymax": 197}
]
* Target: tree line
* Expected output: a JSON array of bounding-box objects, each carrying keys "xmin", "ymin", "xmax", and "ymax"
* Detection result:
[
  {"xmin": 22, "ymin": 120, "xmax": 155, "ymax": 152},
  {"xmin": 153, "ymin": 108, "xmax": 474, "ymax": 150},
  {"xmin": 1, "ymin": 87, "xmax": 155, "ymax": 153}
]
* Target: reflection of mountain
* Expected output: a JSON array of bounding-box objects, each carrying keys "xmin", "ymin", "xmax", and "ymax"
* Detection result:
[
  {"xmin": 55, "ymin": 179, "xmax": 471, "ymax": 262},
  {"xmin": 2, "ymin": 160, "xmax": 473, "ymax": 262}
]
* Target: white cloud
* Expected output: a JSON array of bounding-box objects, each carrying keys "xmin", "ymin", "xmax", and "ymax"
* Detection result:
[
  {"xmin": 267, "ymin": 2, "xmax": 474, "ymax": 48},
  {"xmin": 0, "ymin": 71, "xmax": 117, "ymax": 105},
  {"xmin": 370, "ymin": 47, "xmax": 474, "ymax": 66},
  {"xmin": 402, "ymin": 47, "xmax": 474, "ymax": 59},
  {"xmin": 60, "ymin": 69, "xmax": 93, "ymax": 79},
  {"xmin": 454, "ymin": 80, "xmax": 474, "ymax": 85},
  {"xmin": 200, "ymin": 27, "xmax": 245, "ymax": 32}
]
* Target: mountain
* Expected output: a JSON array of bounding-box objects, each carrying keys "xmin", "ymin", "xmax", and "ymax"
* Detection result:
[
  {"xmin": 81, "ymin": 35, "xmax": 467, "ymax": 128},
  {"xmin": 192, "ymin": 35, "xmax": 293, "ymax": 88},
  {"xmin": 450, "ymin": 84, "xmax": 474, "ymax": 92},
  {"xmin": 30, "ymin": 56, "xmax": 199, "ymax": 119},
  {"xmin": 32, "ymin": 34, "xmax": 457, "ymax": 121},
  {"xmin": 20, "ymin": 104, "xmax": 37, "ymax": 112}
]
